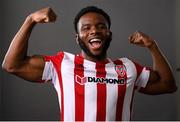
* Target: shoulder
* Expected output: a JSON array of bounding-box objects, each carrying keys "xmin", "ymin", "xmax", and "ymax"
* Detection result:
[
  {"xmin": 115, "ymin": 57, "xmax": 150, "ymax": 78},
  {"xmin": 44, "ymin": 51, "xmax": 77, "ymax": 63},
  {"xmin": 115, "ymin": 57, "xmax": 137, "ymax": 67}
]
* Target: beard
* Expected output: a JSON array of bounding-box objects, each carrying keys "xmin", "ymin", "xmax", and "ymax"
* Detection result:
[{"xmin": 77, "ymin": 34, "xmax": 112, "ymax": 60}]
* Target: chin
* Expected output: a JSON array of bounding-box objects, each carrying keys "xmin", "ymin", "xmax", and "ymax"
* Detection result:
[
  {"xmin": 90, "ymin": 51, "xmax": 106, "ymax": 59},
  {"xmin": 91, "ymin": 50, "xmax": 103, "ymax": 56}
]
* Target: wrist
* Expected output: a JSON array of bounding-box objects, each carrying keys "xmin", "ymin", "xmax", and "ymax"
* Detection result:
[
  {"xmin": 25, "ymin": 14, "xmax": 36, "ymax": 26},
  {"xmin": 148, "ymin": 40, "xmax": 158, "ymax": 51}
]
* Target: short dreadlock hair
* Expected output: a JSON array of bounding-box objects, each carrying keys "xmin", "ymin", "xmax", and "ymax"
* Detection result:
[{"xmin": 74, "ymin": 6, "xmax": 111, "ymax": 33}]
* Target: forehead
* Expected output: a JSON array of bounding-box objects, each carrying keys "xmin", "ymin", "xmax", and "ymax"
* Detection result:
[{"xmin": 78, "ymin": 12, "xmax": 108, "ymax": 26}]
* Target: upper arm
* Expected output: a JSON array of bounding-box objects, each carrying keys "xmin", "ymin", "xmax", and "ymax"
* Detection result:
[
  {"xmin": 138, "ymin": 70, "xmax": 177, "ymax": 95},
  {"xmin": 12, "ymin": 55, "xmax": 45, "ymax": 82}
]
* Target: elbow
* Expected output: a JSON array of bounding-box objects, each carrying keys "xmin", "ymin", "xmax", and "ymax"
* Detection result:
[
  {"xmin": 164, "ymin": 79, "xmax": 177, "ymax": 94},
  {"xmin": 167, "ymin": 84, "xmax": 177, "ymax": 93},
  {"xmin": 166, "ymin": 86, "xmax": 177, "ymax": 94},
  {"xmin": 2, "ymin": 61, "xmax": 17, "ymax": 74}
]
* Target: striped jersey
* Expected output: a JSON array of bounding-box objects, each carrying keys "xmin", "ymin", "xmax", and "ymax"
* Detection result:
[{"xmin": 42, "ymin": 51, "xmax": 150, "ymax": 121}]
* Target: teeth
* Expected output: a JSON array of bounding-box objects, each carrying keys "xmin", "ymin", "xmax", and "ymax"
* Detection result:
[{"xmin": 90, "ymin": 39, "xmax": 101, "ymax": 43}]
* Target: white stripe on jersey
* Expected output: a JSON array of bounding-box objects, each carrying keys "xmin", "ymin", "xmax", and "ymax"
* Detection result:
[
  {"xmin": 42, "ymin": 61, "xmax": 53, "ymax": 82},
  {"xmin": 84, "ymin": 60, "xmax": 97, "ymax": 121},
  {"xmin": 136, "ymin": 67, "xmax": 150, "ymax": 88},
  {"xmin": 61, "ymin": 53, "xmax": 75, "ymax": 121},
  {"xmin": 121, "ymin": 58, "xmax": 137, "ymax": 120},
  {"xmin": 105, "ymin": 63, "xmax": 118, "ymax": 121}
]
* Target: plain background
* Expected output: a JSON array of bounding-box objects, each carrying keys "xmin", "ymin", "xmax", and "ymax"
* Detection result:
[{"xmin": 0, "ymin": 0, "xmax": 180, "ymax": 120}]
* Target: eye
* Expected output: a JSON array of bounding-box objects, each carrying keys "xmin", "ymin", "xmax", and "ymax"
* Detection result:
[
  {"xmin": 81, "ymin": 26, "xmax": 90, "ymax": 32},
  {"xmin": 97, "ymin": 24, "xmax": 107, "ymax": 30}
]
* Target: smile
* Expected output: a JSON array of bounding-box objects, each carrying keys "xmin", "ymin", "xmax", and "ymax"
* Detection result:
[{"xmin": 89, "ymin": 38, "xmax": 102, "ymax": 49}]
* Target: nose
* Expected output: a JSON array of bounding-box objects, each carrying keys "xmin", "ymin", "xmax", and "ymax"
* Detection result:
[{"xmin": 90, "ymin": 26, "xmax": 100, "ymax": 35}]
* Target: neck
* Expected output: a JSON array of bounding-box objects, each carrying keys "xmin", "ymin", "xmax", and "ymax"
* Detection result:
[{"xmin": 80, "ymin": 51, "xmax": 108, "ymax": 62}]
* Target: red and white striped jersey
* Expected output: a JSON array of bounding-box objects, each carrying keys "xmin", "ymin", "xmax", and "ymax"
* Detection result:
[{"xmin": 42, "ymin": 52, "xmax": 150, "ymax": 121}]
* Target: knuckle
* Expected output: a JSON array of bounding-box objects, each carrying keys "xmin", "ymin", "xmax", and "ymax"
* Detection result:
[{"xmin": 46, "ymin": 7, "xmax": 51, "ymax": 10}]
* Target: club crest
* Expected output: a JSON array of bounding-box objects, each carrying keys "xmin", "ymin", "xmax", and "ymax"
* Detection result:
[{"xmin": 115, "ymin": 65, "xmax": 126, "ymax": 77}]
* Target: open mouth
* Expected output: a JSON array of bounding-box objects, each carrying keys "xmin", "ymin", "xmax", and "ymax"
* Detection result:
[{"xmin": 89, "ymin": 38, "xmax": 102, "ymax": 49}]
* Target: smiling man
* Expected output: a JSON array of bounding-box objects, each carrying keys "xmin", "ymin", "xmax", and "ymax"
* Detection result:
[
  {"xmin": 2, "ymin": 6, "xmax": 177, "ymax": 121},
  {"xmin": 75, "ymin": 9, "xmax": 112, "ymax": 61}
]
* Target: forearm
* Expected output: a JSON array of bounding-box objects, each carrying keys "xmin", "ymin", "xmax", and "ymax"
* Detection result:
[
  {"xmin": 2, "ymin": 16, "xmax": 36, "ymax": 70},
  {"xmin": 148, "ymin": 41, "xmax": 176, "ymax": 87}
]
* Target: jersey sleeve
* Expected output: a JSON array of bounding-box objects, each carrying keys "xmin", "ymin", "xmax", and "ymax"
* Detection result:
[
  {"xmin": 133, "ymin": 61, "xmax": 150, "ymax": 88},
  {"xmin": 42, "ymin": 61, "xmax": 54, "ymax": 82},
  {"xmin": 42, "ymin": 52, "xmax": 64, "ymax": 82}
]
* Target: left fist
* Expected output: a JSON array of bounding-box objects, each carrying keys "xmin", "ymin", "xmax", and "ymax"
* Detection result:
[{"xmin": 128, "ymin": 31, "xmax": 155, "ymax": 48}]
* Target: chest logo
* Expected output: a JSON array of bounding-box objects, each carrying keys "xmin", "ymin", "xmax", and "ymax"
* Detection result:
[
  {"xmin": 115, "ymin": 65, "xmax": 127, "ymax": 77},
  {"xmin": 75, "ymin": 75, "xmax": 125, "ymax": 85}
]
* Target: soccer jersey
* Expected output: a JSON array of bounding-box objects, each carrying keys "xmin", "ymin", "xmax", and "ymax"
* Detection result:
[{"xmin": 42, "ymin": 51, "xmax": 150, "ymax": 121}]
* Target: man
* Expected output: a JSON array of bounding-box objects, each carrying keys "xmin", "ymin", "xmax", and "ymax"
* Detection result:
[{"xmin": 2, "ymin": 6, "xmax": 177, "ymax": 121}]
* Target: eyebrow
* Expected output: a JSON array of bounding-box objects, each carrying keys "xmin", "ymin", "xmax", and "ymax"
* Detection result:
[{"xmin": 81, "ymin": 22, "xmax": 107, "ymax": 27}]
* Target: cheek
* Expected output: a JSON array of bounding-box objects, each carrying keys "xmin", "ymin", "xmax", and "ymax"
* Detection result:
[{"xmin": 79, "ymin": 33, "xmax": 88, "ymax": 41}]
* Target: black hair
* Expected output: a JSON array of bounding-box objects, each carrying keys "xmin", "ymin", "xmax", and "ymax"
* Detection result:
[{"xmin": 74, "ymin": 6, "xmax": 111, "ymax": 33}]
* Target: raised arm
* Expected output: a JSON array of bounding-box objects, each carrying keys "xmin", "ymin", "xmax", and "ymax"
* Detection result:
[
  {"xmin": 129, "ymin": 31, "xmax": 177, "ymax": 95},
  {"xmin": 2, "ymin": 7, "xmax": 57, "ymax": 82}
]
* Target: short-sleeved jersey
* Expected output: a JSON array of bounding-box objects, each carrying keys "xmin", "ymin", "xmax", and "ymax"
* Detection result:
[{"xmin": 42, "ymin": 52, "xmax": 150, "ymax": 121}]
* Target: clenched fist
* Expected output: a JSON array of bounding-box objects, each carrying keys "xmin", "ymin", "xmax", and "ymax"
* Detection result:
[
  {"xmin": 28, "ymin": 7, "xmax": 57, "ymax": 24},
  {"xmin": 128, "ymin": 31, "xmax": 156, "ymax": 48}
]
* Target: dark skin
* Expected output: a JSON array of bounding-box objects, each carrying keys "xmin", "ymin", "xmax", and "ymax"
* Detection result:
[
  {"xmin": 2, "ymin": 7, "xmax": 177, "ymax": 94},
  {"xmin": 76, "ymin": 12, "xmax": 111, "ymax": 62}
]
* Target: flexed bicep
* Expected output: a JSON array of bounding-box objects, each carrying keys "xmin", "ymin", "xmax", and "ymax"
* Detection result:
[
  {"xmin": 2, "ymin": 7, "xmax": 56, "ymax": 82},
  {"xmin": 10, "ymin": 55, "xmax": 45, "ymax": 82}
]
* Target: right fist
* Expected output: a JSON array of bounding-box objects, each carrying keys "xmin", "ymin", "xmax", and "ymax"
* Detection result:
[{"xmin": 29, "ymin": 7, "xmax": 57, "ymax": 23}]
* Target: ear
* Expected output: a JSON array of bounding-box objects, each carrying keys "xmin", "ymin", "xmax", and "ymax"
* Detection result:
[
  {"xmin": 108, "ymin": 31, "xmax": 112, "ymax": 36},
  {"xmin": 107, "ymin": 31, "xmax": 112, "ymax": 37},
  {"xmin": 75, "ymin": 34, "xmax": 79, "ymax": 44}
]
